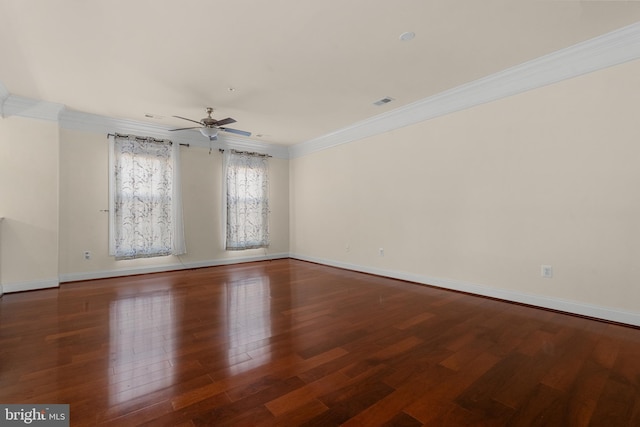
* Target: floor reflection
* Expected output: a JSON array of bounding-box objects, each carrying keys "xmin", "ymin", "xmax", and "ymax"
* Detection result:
[
  {"xmin": 226, "ymin": 276, "xmax": 273, "ymax": 374},
  {"xmin": 109, "ymin": 291, "xmax": 176, "ymax": 405}
]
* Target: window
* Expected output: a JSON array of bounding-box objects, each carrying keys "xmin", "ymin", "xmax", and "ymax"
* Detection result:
[
  {"xmin": 109, "ymin": 135, "xmax": 185, "ymax": 259},
  {"xmin": 224, "ymin": 150, "xmax": 269, "ymax": 250}
]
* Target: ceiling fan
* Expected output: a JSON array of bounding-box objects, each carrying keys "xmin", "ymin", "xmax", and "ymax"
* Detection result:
[{"xmin": 169, "ymin": 107, "xmax": 251, "ymax": 140}]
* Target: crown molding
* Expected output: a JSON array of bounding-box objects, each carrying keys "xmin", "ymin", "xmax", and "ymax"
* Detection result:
[
  {"xmin": 57, "ymin": 108, "xmax": 291, "ymax": 158},
  {"xmin": 1, "ymin": 94, "xmax": 65, "ymax": 121},
  {"xmin": 289, "ymin": 21, "xmax": 640, "ymax": 158},
  {"xmin": 0, "ymin": 92, "xmax": 289, "ymax": 158},
  {"xmin": 0, "ymin": 95, "xmax": 288, "ymax": 157},
  {"xmin": 0, "ymin": 82, "xmax": 9, "ymax": 116},
  {"xmin": 217, "ymin": 134, "xmax": 290, "ymax": 158},
  {"xmin": 59, "ymin": 108, "xmax": 197, "ymax": 144}
]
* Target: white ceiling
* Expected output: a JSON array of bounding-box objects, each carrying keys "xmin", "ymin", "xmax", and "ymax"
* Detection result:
[{"xmin": 1, "ymin": 1, "xmax": 640, "ymax": 146}]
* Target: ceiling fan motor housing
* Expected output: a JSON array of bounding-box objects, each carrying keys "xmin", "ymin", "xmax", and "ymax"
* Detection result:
[{"xmin": 203, "ymin": 107, "xmax": 216, "ymax": 126}]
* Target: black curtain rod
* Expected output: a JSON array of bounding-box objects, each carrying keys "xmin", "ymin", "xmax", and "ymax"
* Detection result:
[
  {"xmin": 218, "ymin": 148, "xmax": 271, "ymax": 158},
  {"xmin": 107, "ymin": 133, "xmax": 189, "ymax": 147}
]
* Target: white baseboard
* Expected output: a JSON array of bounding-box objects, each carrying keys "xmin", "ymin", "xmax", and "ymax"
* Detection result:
[
  {"xmin": 58, "ymin": 252, "xmax": 290, "ymax": 283},
  {"xmin": 290, "ymin": 254, "xmax": 640, "ymax": 328},
  {"xmin": 2, "ymin": 278, "xmax": 59, "ymax": 293}
]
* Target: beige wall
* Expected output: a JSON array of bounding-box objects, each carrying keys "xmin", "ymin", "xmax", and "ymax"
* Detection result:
[
  {"xmin": 0, "ymin": 116, "xmax": 59, "ymax": 289},
  {"xmin": 290, "ymin": 58, "xmax": 640, "ymax": 316},
  {"xmin": 59, "ymin": 129, "xmax": 289, "ymax": 279}
]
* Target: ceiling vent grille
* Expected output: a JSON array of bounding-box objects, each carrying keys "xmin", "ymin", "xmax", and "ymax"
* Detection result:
[{"xmin": 373, "ymin": 97, "xmax": 394, "ymax": 106}]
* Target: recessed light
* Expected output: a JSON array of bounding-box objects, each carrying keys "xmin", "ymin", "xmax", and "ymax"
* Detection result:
[
  {"xmin": 228, "ymin": 87, "xmax": 236, "ymax": 92},
  {"xmin": 399, "ymin": 31, "xmax": 415, "ymax": 41}
]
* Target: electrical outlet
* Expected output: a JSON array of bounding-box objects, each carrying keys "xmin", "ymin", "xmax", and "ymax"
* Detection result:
[
  {"xmin": 379, "ymin": 248, "xmax": 384, "ymax": 257},
  {"xmin": 83, "ymin": 251, "xmax": 92, "ymax": 260},
  {"xmin": 541, "ymin": 265, "xmax": 553, "ymax": 278}
]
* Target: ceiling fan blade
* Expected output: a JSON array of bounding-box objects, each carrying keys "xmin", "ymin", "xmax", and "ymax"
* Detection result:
[
  {"xmin": 213, "ymin": 117, "xmax": 237, "ymax": 126},
  {"xmin": 219, "ymin": 127, "xmax": 251, "ymax": 137},
  {"xmin": 210, "ymin": 135, "xmax": 218, "ymax": 141},
  {"xmin": 169, "ymin": 126, "xmax": 200, "ymax": 131},
  {"xmin": 172, "ymin": 115, "xmax": 204, "ymax": 126}
]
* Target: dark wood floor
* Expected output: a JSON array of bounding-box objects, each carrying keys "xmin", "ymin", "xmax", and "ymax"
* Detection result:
[{"xmin": 1, "ymin": 259, "xmax": 639, "ymax": 426}]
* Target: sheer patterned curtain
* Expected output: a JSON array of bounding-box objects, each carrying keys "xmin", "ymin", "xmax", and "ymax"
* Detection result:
[
  {"xmin": 223, "ymin": 150, "xmax": 269, "ymax": 250},
  {"xmin": 109, "ymin": 135, "xmax": 185, "ymax": 259}
]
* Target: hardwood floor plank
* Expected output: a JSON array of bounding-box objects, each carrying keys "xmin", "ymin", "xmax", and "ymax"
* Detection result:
[
  {"xmin": 589, "ymin": 376, "xmax": 637, "ymax": 426},
  {"xmin": 261, "ymin": 400, "xmax": 329, "ymax": 427},
  {"xmin": 96, "ymin": 374, "xmax": 216, "ymax": 422},
  {"xmin": 98, "ymin": 400, "xmax": 175, "ymax": 427},
  {"xmin": 507, "ymin": 383, "xmax": 568, "ymax": 427},
  {"xmin": 394, "ymin": 311, "xmax": 436, "ymax": 330},
  {"xmin": 380, "ymin": 411, "xmax": 423, "ymax": 427},
  {"xmin": 265, "ymin": 371, "xmax": 350, "ymax": 417},
  {"xmin": 186, "ymin": 376, "xmax": 305, "ymax": 426},
  {"xmin": 304, "ymin": 381, "xmax": 395, "ymax": 427},
  {"xmin": 341, "ymin": 363, "xmax": 455, "ymax": 427},
  {"xmin": 404, "ymin": 352, "xmax": 499, "ymax": 423}
]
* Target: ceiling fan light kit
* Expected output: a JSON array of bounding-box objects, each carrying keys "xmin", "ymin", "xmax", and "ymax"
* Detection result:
[{"xmin": 199, "ymin": 127, "xmax": 218, "ymax": 138}]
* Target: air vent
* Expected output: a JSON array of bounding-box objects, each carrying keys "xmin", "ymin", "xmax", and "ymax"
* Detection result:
[{"xmin": 373, "ymin": 97, "xmax": 394, "ymax": 106}]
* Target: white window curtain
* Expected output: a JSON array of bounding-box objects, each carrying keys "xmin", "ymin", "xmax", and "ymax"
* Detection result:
[
  {"xmin": 223, "ymin": 150, "xmax": 269, "ymax": 250},
  {"xmin": 109, "ymin": 135, "xmax": 186, "ymax": 259}
]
